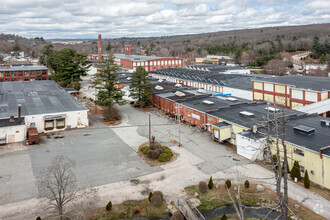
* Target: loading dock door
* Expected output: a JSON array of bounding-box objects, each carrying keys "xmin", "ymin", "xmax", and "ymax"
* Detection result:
[{"xmin": 213, "ymin": 129, "xmax": 219, "ymax": 141}]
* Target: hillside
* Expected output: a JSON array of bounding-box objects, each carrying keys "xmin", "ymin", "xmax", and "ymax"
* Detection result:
[{"xmin": 1, "ymin": 23, "xmax": 329, "ymax": 65}]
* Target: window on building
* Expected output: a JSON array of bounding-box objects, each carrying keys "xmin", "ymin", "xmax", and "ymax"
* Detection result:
[
  {"xmin": 24, "ymin": 71, "xmax": 29, "ymax": 76},
  {"xmin": 157, "ymin": 61, "xmax": 160, "ymax": 65},
  {"xmin": 161, "ymin": 61, "xmax": 164, "ymax": 65},
  {"xmin": 172, "ymin": 60, "xmax": 175, "ymax": 64},
  {"xmin": 36, "ymin": 70, "xmax": 41, "ymax": 76},
  {"xmin": 56, "ymin": 118, "xmax": 65, "ymax": 129},
  {"xmin": 294, "ymin": 148, "xmax": 304, "ymax": 156},
  {"xmin": 45, "ymin": 120, "xmax": 54, "ymax": 131},
  {"xmin": 165, "ymin": 61, "xmax": 168, "ymax": 65},
  {"xmin": 42, "ymin": 70, "xmax": 47, "ymax": 75},
  {"xmin": 179, "ymin": 60, "xmax": 182, "ymax": 64},
  {"xmin": 208, "ymin": 117, "xmax": 213, "ymax": 122},
  {"xmin": 12, "ymin": 72, "xmax": 16, "ymax": 77},
  {"xmin": 133, "ymin": 62, "xmax": 136, "ymax": 67},
  {"xmin": 18, "ymin": 71, "xmax": 23, "ymax": 76},
  {"xmin": 145, "ymin": 62, "xmax": 148, "ymax": 66},
  {"xmin": 0, "ymin": 71, "xmax": 3, "ymax": 77},
  {"xmin": 300, "ymin": 165, "xmax": 305, "ymax": 173},
  {"xmin": 5, "ymin": 72, "xmax": 11, "ymax": 77},
  {"xmin": 30, "ymin": 71, "xmax": 35, "ymax": 76},
  {"xmin": 150, "ymin": 61, "xmax": 153, "ymax": 65}
]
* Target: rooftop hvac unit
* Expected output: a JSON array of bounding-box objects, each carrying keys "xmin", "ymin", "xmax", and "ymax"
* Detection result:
[
  {"xmin": 155, "ymin": 85, "xmax": 164, "ymax": 90},
  {"xmin": 294, "ymin": 125, "xmax": 315, "ymax": 136},
  {"xmin": 126, "ymin": 77, "xmax": 131, "ymax": 80},
  {"xmin": 226, "ymin": 97, "xmax": 237, "ymax": 102},
  {"xmin": 175, "ymin": 83, "xmax": 182, "ymax": 87},
  {"xmin": 175, "ymin": 91, "xmax": 185, "ymax": 97},
  {"xmin": 320, "ymin": 119, "xmax": 330, "ymax": 127},
  {"xmin": 265, "ymin": 106, "xmax": 279, "ymax": 112},
  {"xmin": 197, "ymin": 89, "xmax": 207, "ymax": 94},
  {"xmin": 158, "ymin": 79, "xmax": 163, "ymax": 82},
  {"xmin": 239, "ymin": 111, "xmax": 254, "ymax": 117},
  {"xmin": 202, "ymin": 100, "xmax": 214, "ymax": 105}
]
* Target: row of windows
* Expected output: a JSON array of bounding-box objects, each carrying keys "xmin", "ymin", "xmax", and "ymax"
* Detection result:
[
  {"xmin": 133, "ymin": 60, "xmax": 182, "ymax": 67},
  {"xmin": 0, "ymin": 70, "xmax": 47, "ymax": 78},
  {"xmin": 0, "ymin": 77, "xmax": 47, "ymax": 82}
]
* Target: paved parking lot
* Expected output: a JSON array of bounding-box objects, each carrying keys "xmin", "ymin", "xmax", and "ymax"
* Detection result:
[{"xmin": 0, "ymin": 114, "xmax": 161, "ymax": 205}]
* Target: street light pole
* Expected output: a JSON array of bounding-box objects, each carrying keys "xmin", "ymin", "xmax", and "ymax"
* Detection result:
[{"xmin": 149, "ymin": 112, "xmax": 151, "ymax": 146}]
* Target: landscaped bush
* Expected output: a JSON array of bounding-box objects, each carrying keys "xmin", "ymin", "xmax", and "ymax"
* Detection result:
[
  {"xmin": 140, "ymin": 146, "xmax": 150, "ymax": 155},
  {"xmin": 170, "ymin": 212, "xmax": 184, "ymax": 220},
  {"xmin": 103, "ymin": 106, "xmax": 120, "ymax": 121},
  {"xmin": 147, "ymin": 149, "xmax": 160, "ymax": 159},
  {"xmin": 244, "ymin": 180, "xmax": 250, "ymax": 188},
  {"xmin": 148, "ymin": 192, "xmax": 153, "ymax": 202},
  {"xmin": 157, "ymin": 146, "xmax": 173, "ymax": 162},
  {"xmin": 221, "ymin": 214, "xmax": 228, "ymax": 220},
  {"xmin": 106, "ymin": 201, "xmax": 112, "ymax": 211},
  {"xmin": 36, "ymin": 217, "xmax": 41, "ymax": 220},
  {"xmin": 130, "ymin": 101, "xmax": 134, "ymax": 104},
  {"xmin": 225, "ymin": 180, "xmax": 231, "ymax": 189},
  {"xmin": 208, "ymin": 176, "xmax": 214, "ymax": 189},
  {"xmin": 150, "ymin": 191, "xmax": 163, "ymax": 206},
  {"xmin": 199, "ymin": 181, "xmax": 208, "ymax": 193},
  {"xmin": 291, "ymin": 161, "xmax": 301, "ymax": 180},
  {"xmin": 304, "ymin": 170, "xmax": 310, "ymax": 188}
]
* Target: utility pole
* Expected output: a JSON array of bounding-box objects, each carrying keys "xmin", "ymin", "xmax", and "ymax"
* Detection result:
[
  {"xmin": 148, "ymin": 112, "xmax": 151, "ymax": 146},
  {"xmin": 175, "ymin": 104, "xmax": 182, "ymax": 147}
]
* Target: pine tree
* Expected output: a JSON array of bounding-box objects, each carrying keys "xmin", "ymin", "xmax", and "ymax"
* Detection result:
[
  {"xmin": 304, "ymin": 170, "xmax": 310, "ymax": 188},
  {"xmin": 91, "ymin": 54, "xmax": 125, "ymax": 107},
  {"xmin": 208, "ymin": 176, "xmax": 214, "ymax": 189},
  {"xmin": 129, "ymin": 66, "xmax": 152, "ymax": 107},
  {"xmin": 291, "ymin": 161, "xmax": 301, "ymax": 180}
]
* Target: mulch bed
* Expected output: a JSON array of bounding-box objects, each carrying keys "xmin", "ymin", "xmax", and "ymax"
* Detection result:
[
  {"xmin": 137, "ymin": 142, "xmax": 176, "ymax": 167},
  {"xmin": 130, "ymin": 104, "xmax": 153, "ymax": 112},
  {"xmin": 101, "ymin": 118, "xmax": 121, "ymax": 126}
]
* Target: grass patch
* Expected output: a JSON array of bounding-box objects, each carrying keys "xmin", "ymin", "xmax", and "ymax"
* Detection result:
[
  {"xmin": 88, "ymin": 199, "xmax": 168, "ymax": 220},
  {"xmin": 185, "ymin": 184, "xmax": 324, "ymax": 220}
]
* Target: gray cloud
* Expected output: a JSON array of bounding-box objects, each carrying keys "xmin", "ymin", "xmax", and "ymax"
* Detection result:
[{"xmin": 0, "ymin": 0, "xmax": 329, "ymax": 39}]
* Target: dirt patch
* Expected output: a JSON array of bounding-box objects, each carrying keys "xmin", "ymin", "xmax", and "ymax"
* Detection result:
[
  {"xmin": 130, "ymin": 104, "xmax": 152, "ymax": 112},
  {"xmin": 137, "ymin": 142, "xmax": 176, "ymax": 167},
  {"xmin": 101, "ymin": 118, "xmax": 121, "ymax": 126},
  {"xmin": 78, "ymin": 96, "xmax": 103, "ymax": 114}
]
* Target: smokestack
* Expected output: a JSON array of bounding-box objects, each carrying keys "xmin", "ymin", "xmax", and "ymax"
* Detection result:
[
  {"xmin": 18, "ymin": 104, "xmax": 21, "ymax": 123},
  {"xmin": 124, "ymin": 45, "xmax": 131, "ymax": 55},
  {"xmin": 98, "ymin": 34, "xmax": 102, "ymax": 61}
]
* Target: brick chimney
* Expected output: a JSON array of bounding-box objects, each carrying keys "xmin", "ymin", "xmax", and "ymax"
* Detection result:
[
  {"xmin": 124, "ymin": 45, "xmax": 131, "ymax": 55},
  {"xmin": 98, "ymin": 34, "xmax": 102, "ymax": 61},
  {"xmin": 18, "ymin": 104, "xmax": 21, "ymax": 123}
]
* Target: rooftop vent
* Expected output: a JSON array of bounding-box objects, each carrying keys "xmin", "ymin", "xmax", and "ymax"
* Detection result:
[
  {"xmin": 175, "ymin": 83, "xmax": 182, "ymax": 87},
  {"xmin": 240, "ymin": 111, "xmax": 255, "ymax": 117},
  {"xmin": 126, "ymin": 77, "xmax": 131, "ymax": 80},
  {"xmin": 226, "ymin": 97, "xmax": 237, "ymax": 102},
  {"xmin": 155, "ymin": 85, "xmax": 163, "ymax": 90},
  {"xmin": 197, "ymin": 89, "xmax": 207, "ymax": 94},
  {"xmin": 320, "ymin": 119, "xmax": 330, "ymax": 127},
  {"xmin": 158, "ymin": 79, "xmax": 163, "ymax": 82},
  {"xmin": 9, "ymin": 115, "xmax": 15, "ymax": 122},
  {"xmin": 294, "ymin": 125, "xmax": 315, "ymax": 136},
  {"xmin": 175, "ymin": 91, "xmax": 185, "ymax": 97},
  {"xmin": 265, "ymin": 106, "xmax": 279, "ymax": 112},
  {"xmin": 202, "ymin": 100, "xmax": 214, "ymax": 105}
]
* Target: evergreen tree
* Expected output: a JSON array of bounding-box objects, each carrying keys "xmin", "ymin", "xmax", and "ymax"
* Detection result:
[
  {"xmin": 290, "ymin": 161, "xmax": 301, "ymax": 180},
  {"xmin": 208, "ymin": 176, "xmax": 214, "ymax": 189},
  {"xmin": 49, "ymin": 48, "xmax": 91, "ymax": 86},
  {"xmin": 91, "ymin": 54, "xmax": 125, "ymax": 107},
  {"xmin": 319, "ymin": 54, "xmax": 326, "ymax": 63},
  {"xmin": 129, "ymin": 66, "xmax": 152, "ymax": 107},
  {"xmin": 304, "ymin": 170, "xmax": 310, "ymax": 188},
  {"xmin": 106, "ymin": 42, "xmax": 112, "ymax": 51},
  {"xmin": 39, "ymin": 44, "xmax": 54, "ymax": 67}
]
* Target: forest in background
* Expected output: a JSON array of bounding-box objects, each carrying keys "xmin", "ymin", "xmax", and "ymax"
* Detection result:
[{"xmin": 1, "ymin": 23, "xmax": 329, "ymax": 67}]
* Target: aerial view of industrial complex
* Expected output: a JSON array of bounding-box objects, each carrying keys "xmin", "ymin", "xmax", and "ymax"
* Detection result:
[{"xmin": 0, "ymin": 1, "xmax": 330, "ymax": 220}]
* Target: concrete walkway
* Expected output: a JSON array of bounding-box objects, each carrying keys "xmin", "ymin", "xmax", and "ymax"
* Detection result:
[{"xmin": 0, "ymin": 104, "xmax": 329, "ymax": 219}]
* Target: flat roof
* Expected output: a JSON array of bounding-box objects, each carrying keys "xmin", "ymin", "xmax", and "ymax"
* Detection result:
[
  {"xmin": 254, "ymin": 75, "xmax": 330, "ymax": 92},
  {"xmin": 151, "ymin": 68, "xmax": 272, "ymax": 91},
  {"xmin": 0, "ymin": 65, "xmax": 48, "ymax": 72},
  {"xmin": 0, "ymin": 80, "xmax": 88, "ymax": 119},
  {"xmin": 0, "ymin": 117, "xmax": 25, "ymax": 128},
  {"xmin": 114, "ymin": 54, "xmax": 181, "ymax": 62}
]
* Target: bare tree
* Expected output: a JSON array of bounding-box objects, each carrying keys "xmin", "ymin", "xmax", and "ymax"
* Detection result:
[{"xmin": 38, "ymin": 156, "xmax": 78, "ymax": 219}]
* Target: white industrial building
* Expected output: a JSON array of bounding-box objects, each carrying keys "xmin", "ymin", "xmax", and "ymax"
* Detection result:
[{"xmin": 0, "ymin": 80, "xmax": 89, "ymax": 143}]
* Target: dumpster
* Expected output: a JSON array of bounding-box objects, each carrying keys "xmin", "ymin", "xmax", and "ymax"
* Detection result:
[{"xmin": 28, "ymin": 127, "xmax": 39, "ymax": 145}]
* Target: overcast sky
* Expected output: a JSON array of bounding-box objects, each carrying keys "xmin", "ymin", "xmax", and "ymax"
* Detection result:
[{"xmin": 0, "ymin": 0, "xmax": 329, "ymax": 39}]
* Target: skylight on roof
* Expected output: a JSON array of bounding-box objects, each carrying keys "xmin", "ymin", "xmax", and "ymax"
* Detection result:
[
  {"xmin": 175, "ymin": 91, "xmax": 185, "ymax": 97},
  {"xmin": 197, "ymin": 89, "xmax": 207, "ymax": 94},
  {"xmin": 155, "ymin": 85, "xmax": 163, "ymax": 90},
  {"xmin": 240, "ymin": 111, "xmax": 254, "ymax": 117},
  {"xmin": 158, "ymin": 79, "xmax": 163, "ymax": 82},
  {"xmin": 202, "ymin": 100, "xmax": 214, "ymax": 105},
  {"xmin": 127, "ymin": 77, "xmax": 131, "ymax": 80},
  {"xmin": 226, "ymin": 97, "xmax": 237, "ymax": 102},
  {"xmin": 265, "ymin": 106, "xmax": 279, "ymax": 112},
  {"xmin": 175, "ymin": 83, "xmax": 182, "ymax": 87}
]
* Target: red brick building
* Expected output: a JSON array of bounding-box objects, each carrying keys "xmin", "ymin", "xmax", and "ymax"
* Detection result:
[{"xmin": 0, "ymin": 65, "xmax": 48, "ymax": 82}]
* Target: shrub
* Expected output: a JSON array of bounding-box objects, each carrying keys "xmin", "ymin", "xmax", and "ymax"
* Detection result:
[
  {"xmin": 36, "ymin": 217, "xmax": 41, "ymax": 220},
  {"xmin": 304, "ymin": 170, "xmax": 310, "ymax": 188},
  {"xmin": 157, "ymin": 146, "xmax": 173, "ymax": 162},
  {"xmin": 140, "ymin": 146, "xmax": 150, "ymax": 155},
  {"xmin": 151, "ymin": 191, "xmax": 163, "ymax": 206},
  {"xmin": 148, "ymin": 192, "xmax": 153, "ymax": 202},
  {"xmin": 208, "ymin": 176, "xmax": 214, "ymax": 189},
  {"xmin": 103, "ymin": 106, "xmax": 121, "ymax": 121},
  {"xmin": 130, "ymin": 101, "xmax": 134, "ymax": 104},
  {"xmin": 291, "ymin": 161, "xmax": 301, "ymax": 180},
  {"xmin": 225, "ymin": 180, "xmax": 231, "ymax": 189},
  {"xmin": 244, "ymin": 180, "xmax": 250, "ymax": 188},
  {"xmin": 106, "ymin": 201, "xmax": 112, "ymax": 211},
  {"xmin": 221, "ymin": 214, "xmax": 228, "ymax": 220},
  {"xmin": 199, "ymin": 181, "xmax": 208, "ymax": 193},
  {"xmin": 147, "ymin": 149, "xmax": 160, "ymax": 159},
  {"xmin": 170, "ymin": 212, "xmax": 184, "ymax": 220}
]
